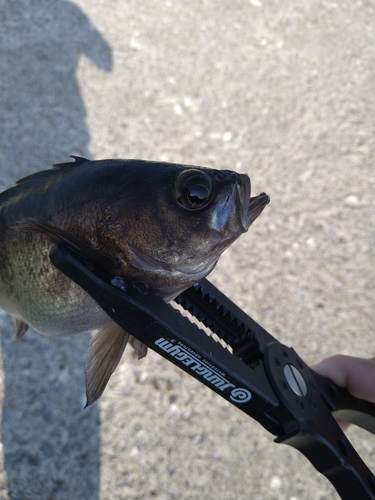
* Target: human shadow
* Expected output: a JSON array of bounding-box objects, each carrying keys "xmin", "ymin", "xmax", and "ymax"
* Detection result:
[{"xmin": 0, "ymin": 1, "xmax": 112, "ymax": 498}]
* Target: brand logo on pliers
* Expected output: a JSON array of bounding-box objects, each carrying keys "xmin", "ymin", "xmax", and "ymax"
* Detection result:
[
  {"xmin": 155, "ymin": 338, "xmax": 252, "ymax": 403},
  {"xmin": 229, "ymin": 388, "xmax": 252, "ymax": 403}
]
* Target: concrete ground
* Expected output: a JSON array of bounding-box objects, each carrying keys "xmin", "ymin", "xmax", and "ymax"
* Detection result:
[{"xmin": 0, "ymin": 1, "xmax": 374, "ymax": 498}]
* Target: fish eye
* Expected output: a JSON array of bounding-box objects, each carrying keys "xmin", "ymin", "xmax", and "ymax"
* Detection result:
[{"xmin": 173, "ymin": 169, "xmax": 214, "ymax": 211}]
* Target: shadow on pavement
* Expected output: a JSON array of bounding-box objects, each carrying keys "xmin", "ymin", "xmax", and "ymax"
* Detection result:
[{"xmin": 0, "ymin": 1, "xmax": 112, "ymax": 498}]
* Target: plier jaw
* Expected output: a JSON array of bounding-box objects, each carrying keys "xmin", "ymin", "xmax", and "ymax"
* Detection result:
[{"xmin": 50, "ymin": 243, "xmax": 375, "ymax": 500}]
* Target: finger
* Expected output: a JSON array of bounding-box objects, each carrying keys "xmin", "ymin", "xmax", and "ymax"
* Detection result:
[{"xmin": 313, "ymin": 355, "xmax": 375, "ymax": 403}]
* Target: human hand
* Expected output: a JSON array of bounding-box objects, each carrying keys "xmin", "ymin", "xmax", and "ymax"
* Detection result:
[{"xmin": 313, "ymin": 355, "xmax": 375, "ymax": 430}]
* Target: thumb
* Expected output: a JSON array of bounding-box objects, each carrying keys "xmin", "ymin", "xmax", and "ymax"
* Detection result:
[{"xmin": 313, "ymin": 355, "xmax": 375, "ymax": 403}]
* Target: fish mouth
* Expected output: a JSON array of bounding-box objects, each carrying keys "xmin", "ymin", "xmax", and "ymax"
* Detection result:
[
  {"xmin": 237, "ymin": 176, "xmax": 269, "ymax": 231},
  {"xmin": 210, "ymin": 175, "xmax": 269, "ymax": 234},
  {"xmin": 247, "ymin": 192, "xmax": 270, "ymax": 228}
]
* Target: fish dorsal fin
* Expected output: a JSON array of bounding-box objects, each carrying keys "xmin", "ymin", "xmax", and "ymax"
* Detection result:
[
  {"xmin": 13, "ymin": 218, "xmax": 121, "ymax": 274},
  {"xmin": 52, "ymin": 155, "xmax": 89, "ymax": 170},
  {"xmin": 16, "ymin": 156, "xmax": 90, "ymax": 186},
  {"xmin": 14, "ymin": 318, "xmax": 29, "ymax": 339},
  {"xmin": 85, "ymin": 323, "xmax": 130, "ymax": 407}
]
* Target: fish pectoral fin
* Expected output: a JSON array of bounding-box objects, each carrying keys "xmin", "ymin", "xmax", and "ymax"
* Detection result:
[
  {"xmin": 128, "ymin": 335, "xmax": 148, "ymax": 359},
  {"xmin": 13, "ymin": 219, "xmax": 121, "ymax": 274},
  {"xmin": 14, "ymin": 318, "xmax": 29, "ymax": 339},
  {"xmin": 85, "ymin": 323, "xmax": 130, "ymax": 407}
]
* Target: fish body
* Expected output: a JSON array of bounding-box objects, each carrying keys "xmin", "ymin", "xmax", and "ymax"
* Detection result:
[{"xmin": 0, "ymin": 157, "xmax": 269, "ymax": 404}]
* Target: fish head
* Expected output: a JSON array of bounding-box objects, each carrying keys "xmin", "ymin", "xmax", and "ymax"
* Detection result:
[{"xmin": 102, "ymin": 161, "xmax": 270, "ymax": 298}]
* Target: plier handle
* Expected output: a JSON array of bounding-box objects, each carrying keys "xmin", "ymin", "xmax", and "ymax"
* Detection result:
[{"xmin": 50, "ymin": 243, "xmax": 375, "ymax": 500}]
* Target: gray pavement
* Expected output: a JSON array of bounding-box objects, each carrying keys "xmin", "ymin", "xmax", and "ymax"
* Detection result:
[{"xmin": 0, "ymin": 1, "xmax": 374, "ymax": 499}]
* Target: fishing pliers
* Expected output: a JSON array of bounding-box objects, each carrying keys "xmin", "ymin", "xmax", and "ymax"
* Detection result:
[{"xmin": 50, "ymin": 243, "xmax": 375, "ymax": 500}]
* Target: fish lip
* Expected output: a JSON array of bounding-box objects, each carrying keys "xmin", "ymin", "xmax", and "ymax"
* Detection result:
[
  {"xmin": 237, "ymin": 176, "xmax": 251, "ymax": 231},
  {"xmin": 211, "ymin": 175, "xmax": 251, "ymax": 234},
  {"xmin": 247, "ymin": 192, "xmax": 270, "ymax": 226},
  {"xmin": 236, "ymin": 176, "xmax": 270, "ymax": 230}
]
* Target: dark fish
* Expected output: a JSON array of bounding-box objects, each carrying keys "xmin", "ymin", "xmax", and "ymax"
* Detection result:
[{"xmin": 0, "ymin": 156, "xmax": 269, "ymax": 405}]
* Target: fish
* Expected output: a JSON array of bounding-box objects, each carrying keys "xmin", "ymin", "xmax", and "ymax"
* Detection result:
[{"xmin": 0, "ymin": 156, "xmax": 270, "ymax": 406}]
